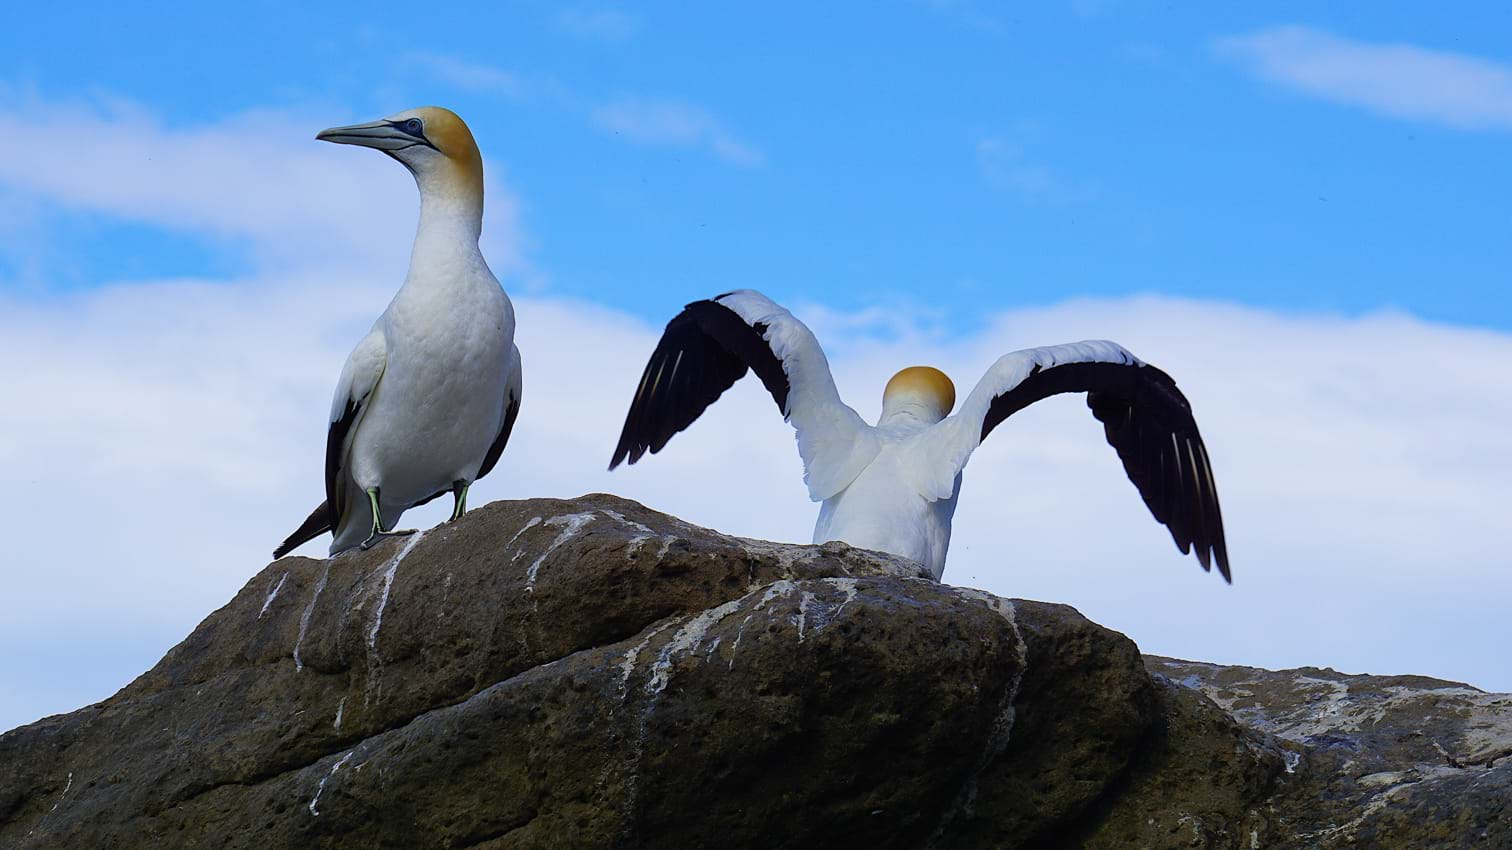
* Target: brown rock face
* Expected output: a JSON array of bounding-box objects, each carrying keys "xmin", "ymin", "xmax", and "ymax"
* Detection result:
[
  {"xmin": 0, "ymin": 494, "xmax": 1506, "ymax": 848},
  {"xmin": 1147, "ymin": 657, "xmax": 1512, "ymax": 849}
]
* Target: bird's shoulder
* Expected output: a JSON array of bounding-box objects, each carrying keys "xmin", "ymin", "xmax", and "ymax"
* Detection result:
[{"xmin": 329, "ymin": 325, "xmax": 388, "ymax": 419}]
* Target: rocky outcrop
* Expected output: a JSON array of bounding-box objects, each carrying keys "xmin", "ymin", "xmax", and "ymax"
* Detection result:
[
  {"xmin": 0, "ymin": 494, "xmax": 1506, "ymax": 849},
  {"xmin": 1147, "ymin": 657, "xmax": 1512, "ymax": 848}
]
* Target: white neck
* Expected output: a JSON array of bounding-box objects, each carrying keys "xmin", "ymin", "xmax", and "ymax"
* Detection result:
[
  {"xmin": 408, "ymin": 169, "xmax": 485, "ymax": 275},
  {"xmin": 878, "ymin": 399, "xmax": 944, "ymax": 431}
]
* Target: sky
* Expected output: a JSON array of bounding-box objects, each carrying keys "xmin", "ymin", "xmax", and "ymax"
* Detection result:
[{"xmin": 1, "ymin": 2, "xmax": 1510, "ymax": 732}]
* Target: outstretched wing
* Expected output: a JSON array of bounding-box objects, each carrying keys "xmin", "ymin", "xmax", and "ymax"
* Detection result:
[
  {"xmin": 610, "ymin": 289, "xmax": 879, "ymax": 501},
  {"xmin": 476, "ymin": 343, "xmax": 523, "ymax": 482},
  {"xmin": 272, "ymin": 324, "xmax": 387, "ymax": 558},
  {"xmin": 910, "ymin": 340, "xmax": 1230, "ymax": 581}
]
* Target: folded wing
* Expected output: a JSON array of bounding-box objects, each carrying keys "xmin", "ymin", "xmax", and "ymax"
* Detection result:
[
  {"xmin": 909, "ymin": 340, "xmax": 1230, "ymax": 580},
  {"xmin": 476, "ymin": 343, "xmax": 523, "ymax": 483},
  {"xmin": 609, "ymin": 290, "xmax": 879, "ymax": 501},
  {"xmin": 272, "ymin": 324, "xmax": 387, "ymax": 558}
]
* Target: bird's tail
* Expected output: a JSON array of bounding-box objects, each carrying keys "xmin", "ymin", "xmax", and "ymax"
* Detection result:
[{"xmin": 273, "ymin": 501, "xmax": 332, "ymax": 559}]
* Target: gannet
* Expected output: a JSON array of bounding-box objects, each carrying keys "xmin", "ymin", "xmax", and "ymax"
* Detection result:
[
  {"xmin": 273, "ymin": 107, "xmax": 522, "ymax": 558},
  {"xmin": 609, "ymin": 290, "xmax": 1229, "ymax": 581}
]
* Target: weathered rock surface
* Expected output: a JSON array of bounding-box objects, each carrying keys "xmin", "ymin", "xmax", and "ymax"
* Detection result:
[
  {"xmin": 0, "ymin": 494, "xmax": 1506, "ymax": 849},
  {"xmin": 1148, "ymin": 657, "xmax": 1512, "ymax": 848}
]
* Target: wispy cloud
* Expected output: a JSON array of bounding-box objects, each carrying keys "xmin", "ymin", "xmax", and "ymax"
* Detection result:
[
  {"xmin": 976, "ymin": 137, "xmax": 1055, "ymax": 197},
  {"xmin": 405, "ymin": 51, "xmax": 531, "ymax": 98},
  {"xmin": 554, "ymin": 8, "xmax": 639, "ymax": 42},
  {"xmin": 402, "ymin": 54, "xmax": 762, "ymax": 167},
  {"xmin": 1216, "ymin": 26, "xmax": 1512, "ymax": 131},
  {"xmin": 975, "ymin": 129, "xmax": 1089, "ymax": 203},
  {"xmin": 917, "ymin": 0, "xmax": 1003, "ymax": 32},
  {"xmin": 0, "ymin": 94, "xmax": 529, "ymax": 277},
  {"xmin": 593, "ymin": 97, "xmax": 764, "ymax": 166}
]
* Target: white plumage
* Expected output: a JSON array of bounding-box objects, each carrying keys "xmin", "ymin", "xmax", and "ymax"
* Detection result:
[
  {"xmin": 275, "ymin": 107, "xmax": 522, "ymax": 558},
  {"xmin": 612, "ymin": 290, "xmax": 1228, "ymax": 582}
]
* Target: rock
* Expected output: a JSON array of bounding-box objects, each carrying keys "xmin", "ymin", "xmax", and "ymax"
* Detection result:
[
  {"xmin": 0, "ymin": 494, "xmax": 1506, "ymax": 848},
  {"xmin": 1148, "ymin": 657, "xmax": 1512, "ymax": 849}
]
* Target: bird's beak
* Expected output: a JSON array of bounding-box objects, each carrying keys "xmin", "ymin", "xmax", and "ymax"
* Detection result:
[{"xmin": 315, "ymin": 120, "xmax": 417, "ymax": 151}]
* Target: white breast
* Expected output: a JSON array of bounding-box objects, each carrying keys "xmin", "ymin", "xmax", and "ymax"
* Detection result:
[{"xmin": 349, "ymin": 261, "xmax": 514, "ymax": 513}]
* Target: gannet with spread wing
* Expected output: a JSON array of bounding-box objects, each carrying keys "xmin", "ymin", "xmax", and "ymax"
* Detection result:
[
  {"xmin": 609, "ymin": 290, "xmax": 1228, "ymax": 582},
  {"xmin": 273, "ymin": 107, "xmax": 522, "ymax": 558}
]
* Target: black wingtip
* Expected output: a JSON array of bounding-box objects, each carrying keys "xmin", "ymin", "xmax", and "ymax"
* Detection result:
[
  {"xmin": 272, "ymin": 501, "xmax": 332, "ymax": 560},
  {"xmin": 610, "ymin": 298, "xmax": 782, "ymax": 474}
]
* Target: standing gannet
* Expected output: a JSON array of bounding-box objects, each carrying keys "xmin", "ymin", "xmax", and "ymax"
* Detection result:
[
  {"xmin": 609, "ymin": 290, "xmax": 1229, "ymax": 581},
  {"xmin": 273, "ymin": 107, "xmax": 522, "ymax": 558}
]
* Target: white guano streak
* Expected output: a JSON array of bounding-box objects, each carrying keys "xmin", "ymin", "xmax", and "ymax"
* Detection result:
[
  {"xmin": 618, "ymin": 619, "xmax": 681, "ymax": 691},
  {"xmin": 293, "ymin": 562, "xmax": 332, "ymax": 672},
  {"xmin": 49, "ymin": 772, "xmax": 72, "ymax": 812},
  {"xmin": 644, "ymin": 578, "xmax": 809, "ymax": 695},
  {"xmin": 525, "ymin": 513, "xmax": 597, "ymax": 592},
  {"xmin": 599, "ymin": 508, "xmax": 653, "ymax": 537},
  {"xmin": 797, "ymin": 592, "xmax": 816, "ymax": 642},
  {"xmin": 922, "ymin": 589, "xmax": 1031, "ymax": 845},
  {"xmin": 821, "ymin": 577, "xmax": 859, "ymax": 615},
  {"xmin": 506, "ymin": 516, "xmax": 542, "ymax": 547},
  {"xmin": 368, "ymin": 530, "xmax": 426, "ymax": 650},
  {"xmin": 308, "ymin": 751, "xmax": 355, "ymax": 816},
  {"xmin": 601, "ymin": 509, "xmax": 660, "ymax": 559},
  {"xmin": 258, "ymin": 572, "xmax": 289, "ymax": 619},
  {"xmin": 644, "ymin": 596, "xmax": 749, "ymax": 696}
]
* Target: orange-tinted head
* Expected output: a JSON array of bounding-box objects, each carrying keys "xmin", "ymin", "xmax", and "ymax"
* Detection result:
[
  {"xmin": 392, "ymin": 106, "xmax": 482, "ymax": 176},
  {"xmin": 883, "ymin": 366, "xmax": 956, "ymax": 421},
  {"xmin": 317, "ymin": 106, "xmax": 483, "ymax": 202}
]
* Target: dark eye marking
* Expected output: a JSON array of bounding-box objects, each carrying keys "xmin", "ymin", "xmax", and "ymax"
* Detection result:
[{"xmin": 387, "ymin": 117, "xmax": 438, "ymax": 151}]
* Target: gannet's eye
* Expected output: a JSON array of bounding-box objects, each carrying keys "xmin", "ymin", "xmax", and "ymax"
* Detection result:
[{"xmin": 404, "ymin": 118, "xmax": 423, "ymax": 135}]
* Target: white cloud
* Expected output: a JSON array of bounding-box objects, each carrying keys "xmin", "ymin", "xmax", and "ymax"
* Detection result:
[
  {"xmin": 396, "ymin": 54, "xmax": 760, "ymax": 168},
  {"xmin": 4, "ymin": 278, "xmax": 1510, "ymax": 732},
  {"xmin": 1216, "ymin": 26, "xmax": 1512, "ymax": 130},
  {"xmin": 976, "ymin": 137, "xmax": 1059, "ymax": 198},
  {"xmin": 975, "ymin": 131, "xmax": 1094, "ymax": 203},
  {"xmin": 554, "ymin": 8, "xmax": 639, "ymax": 42},
  {"xmin": 593, "ymin": 97, "xmax": 765, "ymax": 166},
  {"xmin": 2, "ymin": 96, "xmax": 1509, "ymax": 736},
  {"xmin": 404, "ymin": 52, "xmax": 531, "ymax": 99},
  {"xmin": 0, "ymin": 94, "xmax": 530, "ymax": 278}
]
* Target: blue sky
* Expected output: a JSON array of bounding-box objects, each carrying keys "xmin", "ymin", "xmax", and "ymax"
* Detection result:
[
  {"xmin": 4, "ymin": 2, "xmax": 1511, "ymax": 326},
  {"xmin": 3, "ymin": 3, "xmax": 1512, "ymax": 732}
]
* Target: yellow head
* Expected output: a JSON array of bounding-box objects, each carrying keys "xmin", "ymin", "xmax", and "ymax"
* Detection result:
[
  {"xmin": 882, "ymin": 366, "xmax": 956, "ymax": 422},
  {"xmin": 316, "ymin": 106, "xmax": 483, "ymax": 203}
]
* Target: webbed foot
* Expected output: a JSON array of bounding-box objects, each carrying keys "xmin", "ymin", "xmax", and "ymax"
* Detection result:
[{"xmin": 360, "ymin": 528, "xmax": 418, "ymax": 549}]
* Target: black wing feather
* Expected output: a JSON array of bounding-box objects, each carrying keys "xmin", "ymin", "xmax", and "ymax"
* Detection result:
[
  {"xmin": 986, "ymin": 360, "xmax": 1231, "ymax": 582},
  {"xmin": 477, "ymin": 383, "xmax": 523, "ymax": 483},
  {"xmin": 609, "ymin": 299, "xmax": 790, "ymax": 469},
  {"xmin": 271, "ymin": 398, "xmax": 361, "ymax": 559},
  {"xmin": 324, "ymin": 397, "xmax": 359, "ymax": 525}
]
